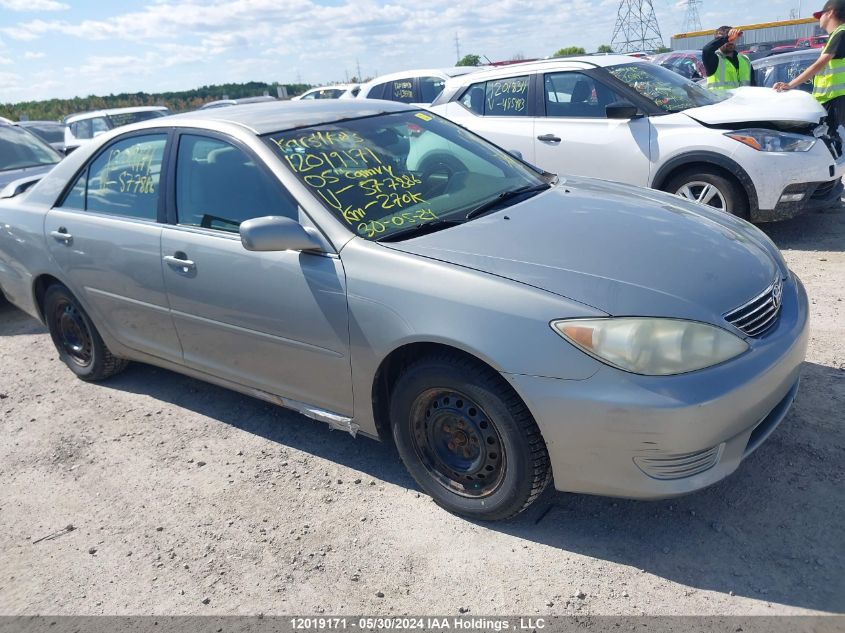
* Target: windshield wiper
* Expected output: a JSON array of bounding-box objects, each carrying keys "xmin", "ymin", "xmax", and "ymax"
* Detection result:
[
  {"xmin": 464, "ymin": 183, "xmax": 551, "ymax": 221},
  {"xmin": 375, "ymin": 219, "xmax": 464, "ymax": 243}
]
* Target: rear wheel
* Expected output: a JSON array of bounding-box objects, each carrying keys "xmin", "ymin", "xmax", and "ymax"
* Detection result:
[
  {"xmin": 390, "ymin": 353, "xmax": 551, "ymax": 520},
  {"xmin": 44, "ymin": 284, "xmax": 128, "ymax": 381},
  {"xmin": 664, "ymin": 166, "xmax": 749, "ymax": 219}
]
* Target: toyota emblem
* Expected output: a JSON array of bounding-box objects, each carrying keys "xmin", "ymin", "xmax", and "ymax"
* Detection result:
[{"xmin": 772, "ymin": 278, "xmax": 783, "ymax": 309}]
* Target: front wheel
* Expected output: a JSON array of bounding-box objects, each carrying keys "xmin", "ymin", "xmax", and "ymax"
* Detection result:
[
  {"xmin": 664, "ymin": 166, "xmax": 749, "ymax": 219},
  {"xmin": 390, "ymin": 354, "xmax": 551, "ymax": 520},
  {"xmin": 44, "ymin": 284, "xmax": 128, "ymax": 381}
]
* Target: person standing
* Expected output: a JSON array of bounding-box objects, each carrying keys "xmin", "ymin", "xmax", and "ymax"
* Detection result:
[
  {"xmin": 703, "ymin": 26, "xmax": 755, "ymax": 90},
  {"xmin": 775, "ymin": 1, "xmax": 845, "ymax": 154}
]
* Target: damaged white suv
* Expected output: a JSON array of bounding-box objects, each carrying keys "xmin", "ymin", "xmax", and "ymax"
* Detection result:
[{"xmin": 428, "ymin": 56, "xmax": 845, "ymax": 221}]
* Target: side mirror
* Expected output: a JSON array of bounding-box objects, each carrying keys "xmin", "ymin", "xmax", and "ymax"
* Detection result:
[
  {"xmin": 507, "ymin": 149, "xmax": 523, "ymax": 160},
  {"xmin": 606, "ymin": 101, "xmax": 641, "ymax": 120},
  {"xmin": 240, "ymin": 216, "xmax": 323, "ymax": 252}
]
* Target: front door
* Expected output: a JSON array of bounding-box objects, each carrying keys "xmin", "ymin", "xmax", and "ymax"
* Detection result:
[
  {"xmin": 45, "ymin": 131, "xmax": 183, "ymax": 363},
  {"xmin": 533, "ymin": 70, "xmax": 652, "ymax": 186},
  {"xmin": 160, "ymin": 132, "xmax": 353, "ymax": 415}
]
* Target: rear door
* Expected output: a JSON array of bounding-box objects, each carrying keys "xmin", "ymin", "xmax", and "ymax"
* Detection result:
[
  {"xmin": 45, "ymin": 131, "xmax": 183, "ymax": 363},
  {"xmin": 449, "ymin": 73, "xmax": 537, "ymax": 162},
  {"xmin": 533, "ymin": 69, "xmax": 652, "ymax": 186},
  {"xmin": 159, "ymin": 131, "xmax": 353, "ymax": 415}
]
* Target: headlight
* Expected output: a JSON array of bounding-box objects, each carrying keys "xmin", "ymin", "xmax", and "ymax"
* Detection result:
[
  {"xmin": 725, "ymin": 129, "xmax": 815, "ymax": 152},
  {"xmin": 551, "ymin": 318, "xmax": 749, "ymax": 376}
]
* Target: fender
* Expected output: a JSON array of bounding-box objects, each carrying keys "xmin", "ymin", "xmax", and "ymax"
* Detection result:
[{"xmin": 650, "ymin": 151, "xmax": 759, "ymax": 212}]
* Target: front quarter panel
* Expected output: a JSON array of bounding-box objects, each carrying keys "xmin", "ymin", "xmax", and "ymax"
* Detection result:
[{"xmin": 340, "ymin": 238, "xmax": 606, "ymax": 436}]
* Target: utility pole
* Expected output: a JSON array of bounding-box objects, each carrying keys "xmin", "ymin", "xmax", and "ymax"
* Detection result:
[
  {"xmin": 610, "ymin": 0, "xmax": 665, "ymax": 53},
  {"xmin": 356, "ymin": 58, "xmax": 362, "ymax": 81},
  {"xmin": 454, "ymin": 32, "xmax": 461, "ymax": 62},
  {"xmin": 682, "ymin": 0, "xmax": 702, "ymax": 33}
]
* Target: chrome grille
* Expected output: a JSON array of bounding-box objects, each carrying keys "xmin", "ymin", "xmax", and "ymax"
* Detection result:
[
  {"xmin": 724, "ymin": 277, "xmax": 784, "ymax": 337},
  {"xmin": 634, "ymin": 445, "xmax": 723, "ymax": 480}
]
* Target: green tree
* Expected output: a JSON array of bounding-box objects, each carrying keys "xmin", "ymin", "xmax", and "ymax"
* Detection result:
[
  {"xmin": 456, "ymin": 54, "xmax": 481, "ymax": 67},
  {"xmin": 597, "ymin": 44, "xmax": 614, "ymax": 53},
  {"xmin": 656, "ymin": 46, "xmax": 671, "ymax": 53},
  {"xmin": 553, "ymin": 46, "xmax": 586, "ymax": 57}
]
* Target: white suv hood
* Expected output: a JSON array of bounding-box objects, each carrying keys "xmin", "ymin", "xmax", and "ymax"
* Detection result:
[{"xmin": 683, "ymin": 87, "xmax": 826, "ymax": 126}]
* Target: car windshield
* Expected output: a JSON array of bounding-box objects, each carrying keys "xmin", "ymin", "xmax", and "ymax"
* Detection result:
[
  {"xmin": 265, "ymin": 111, "xmax": 548, "ymax": 241},
  {"xmin": 607, "ymin": 62, "xmax": 728, "ymax": 112},
  {"xmin": 0, "ymin": 125, "xmax": 61, "ymax": 172}
]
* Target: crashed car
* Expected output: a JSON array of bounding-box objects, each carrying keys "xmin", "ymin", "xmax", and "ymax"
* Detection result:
[
  {"xmin": 0, "ymin": 101, "xmax": 808, "ymax": 519},
  {"xmin": 429, "ymin": 56, "xmax": 845, "ymax": 222}
]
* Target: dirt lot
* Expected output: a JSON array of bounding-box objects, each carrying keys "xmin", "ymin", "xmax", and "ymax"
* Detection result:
[{"xmin": 0, "ymin": 209, "xmax": 843, "ymax": 617}]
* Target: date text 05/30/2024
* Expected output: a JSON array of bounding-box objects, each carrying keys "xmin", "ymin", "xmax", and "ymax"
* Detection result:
[{"xmin": 290, "ymin": 617, "xmax": 548, "ymax": 631}]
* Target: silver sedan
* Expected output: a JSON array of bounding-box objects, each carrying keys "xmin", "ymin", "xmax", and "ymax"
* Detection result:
[{"xmin": 0, "ymin": 101, "xmax": 808, "ymax": 520}]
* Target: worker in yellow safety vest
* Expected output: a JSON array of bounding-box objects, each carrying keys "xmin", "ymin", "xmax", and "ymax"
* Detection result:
[
  {"xmin": 703, "ymin": 26, "xmax": 754, "ymax": 90},
  {"xmin": 775, "ymin": 0, "xmax": 845, "ymax": 155}
]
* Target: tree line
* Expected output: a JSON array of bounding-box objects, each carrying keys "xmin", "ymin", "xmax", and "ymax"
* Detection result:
[{"xmin": 0, "ymin": 81, "xmax": 313, "ymax": 122}]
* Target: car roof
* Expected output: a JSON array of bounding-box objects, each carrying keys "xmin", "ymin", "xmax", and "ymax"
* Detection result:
[
  {"xmin": 17, "ymin": 120, "xmax": 63, "ymax": 126},
  {"xmin": 440, "ymin": 55, "xmax": 643, "ymax": 82},
  {"xmin": 302, "ymin": 84, "xmax": 359, "ymax": 92},
  {"xmin": 151, "ymin": 99, "xmax": 417, "ymax": 135},
  {"xmin": 64, "ymin": 106, "xmax": 169, "ymax": 124},
  {"xmin": 752, "ymin": 49, "xmax": 821, "ymax": 66},
  {"xmin": 362, "ymin": 67, "xmax": 481, "ymax": 86}
]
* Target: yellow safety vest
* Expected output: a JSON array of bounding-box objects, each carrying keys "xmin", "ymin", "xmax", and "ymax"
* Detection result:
[
  {"xmin": 706, "ymin": 52, "xmax": 752, "ymax": 90},
  {"xmin": 814, "ymin": 25, "xmax": 845, "ymax": 104}
]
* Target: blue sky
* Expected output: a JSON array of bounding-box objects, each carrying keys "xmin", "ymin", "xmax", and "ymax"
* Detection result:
[{"xmin": 0, "ymin": 0, "xmax": 808, "ymax": 103}]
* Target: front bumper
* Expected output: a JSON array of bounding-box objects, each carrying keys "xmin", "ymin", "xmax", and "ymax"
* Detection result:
[
  {"xmin": 757, "ymin": 178, "xmax": 844, "ymax": 222},
  {"xmin": 504, "ymin": 274, "xmax": 810, "ymax": 499}
]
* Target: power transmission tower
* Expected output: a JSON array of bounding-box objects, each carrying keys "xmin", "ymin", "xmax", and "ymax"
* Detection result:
[
  {"xmin": 682, "ymin": 0, "xmax": 702, "ymax": 33},
  {"xmin": 610, "ymin": 0, "xmax": 665, "ymax": 53}
]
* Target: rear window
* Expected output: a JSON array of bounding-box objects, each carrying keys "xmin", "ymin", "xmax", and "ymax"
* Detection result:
[{"xmin": 109, "ymin": 110, "xmax": 169, "ymax": 127}]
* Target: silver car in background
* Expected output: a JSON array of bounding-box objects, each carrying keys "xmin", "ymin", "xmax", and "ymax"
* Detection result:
[{"xmin": 0, "ymin": 101, "xmax": 808, "ymax": 520}]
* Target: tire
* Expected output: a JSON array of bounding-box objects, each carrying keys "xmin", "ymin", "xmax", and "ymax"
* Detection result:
[
  {"xmin": 390, "ymin": 353, "xmax": 551, "ymax": 521},
  {"xmin": 663, "ymin": 166, "xmax": 749, "ymax": 219},
  {"xmin": 43, "ymin": 284, "xmax": 128, "ymax": 381}
]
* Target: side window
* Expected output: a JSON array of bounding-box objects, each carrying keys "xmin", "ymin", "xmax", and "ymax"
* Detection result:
[
  {"xmin": 175, "ymin": 134, "xmax": 298, "ymax": 233},
  {"xmin": 543, "ymin": 72, "xmax": 624, "ymax": 118},
  {"xmin": 419, "ymin": 76, "xmax": 446, "ymax": 103},
  {"xmin": 301, "ymin": 91, "xmax": 317, "ymax": 100},
  {"xmin": 367, "ymin": 82, "xmax": 390, "ymax": 100},
  {"xmin": 62, "ymin": 168, "xmax": 87, "ymax": 209},
  {"xmin": 484, "ymin": 76, "xmax": 530, "ymax": 116},
  {"xmin": 65, "ymin": 134, "xmax": 166, "ymax": 220},
  {"xmin": 390, "ymin": 78, "xmax": 416, "ymax": 103},
  {"xmin": 459, "ymin": 82, "xmax": 487, "ymax": 114}
]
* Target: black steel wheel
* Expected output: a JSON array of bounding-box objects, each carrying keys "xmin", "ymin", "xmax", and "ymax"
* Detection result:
[
  {"xmin": 44, "ymin": 284, "xmax": 128, "ymax": 381},
  {"xmin": 410, "ymin": 389, "xmax": 506, "ymax": 498},
  {"xmin": 391, "ymin": 353, "xmax": 551, "ymax": 520}
]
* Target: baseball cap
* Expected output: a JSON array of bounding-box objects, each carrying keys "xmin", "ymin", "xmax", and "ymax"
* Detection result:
[{"xmin": 814, "ymin": 0, "xmax": 844, "ymax": 19}]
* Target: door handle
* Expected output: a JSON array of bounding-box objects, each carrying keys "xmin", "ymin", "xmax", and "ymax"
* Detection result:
[
  {"xmin": 50, "ymin": 228, "xmax": 73, "ymax": 243},
  {"xmin": 163, "ymin": 254, "xmax": 196, "ymax": 271},
  {"xmin": 537, "ymin": 134, "xmax": 562, "ymax": 143}
]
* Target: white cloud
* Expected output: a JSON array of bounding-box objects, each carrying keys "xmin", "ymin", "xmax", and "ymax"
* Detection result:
[
  {"xmin": 0, "ymin": 56, "xmax": 12, "ymax": 64},
  {"xmin": 0, "ymin": 0, "xmax": 69, "ymax": 10},
  {"xmin": 24, "ymin": 51, "xmax": 45, "ymax": 59}
]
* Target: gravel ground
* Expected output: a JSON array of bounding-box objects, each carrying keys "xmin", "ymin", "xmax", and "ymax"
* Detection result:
[{"xmin": 0, "ymin": 208, "xmax": 843, "ymax": 617}]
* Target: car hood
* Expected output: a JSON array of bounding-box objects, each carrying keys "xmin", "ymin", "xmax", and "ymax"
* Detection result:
[
  {"xmin": 0, "ymin": 163, "xmax": 56, "ymax": 189},
  {"xmin": 383, "ymin": 178, "xmax": 782, "ymax": 323},
  {"xmin": 683, "ymin": 86, "xmax": 825, "ymax": 127}
]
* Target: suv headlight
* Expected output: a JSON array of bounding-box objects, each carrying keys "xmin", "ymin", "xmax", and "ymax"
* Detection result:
[
  {"xmin": 725, "ymin": 129, "xmax": 815, "ymax": 152},
  {"xmin": 552, "ymin": 318, "xmax": 748, "ymax": 376}
]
